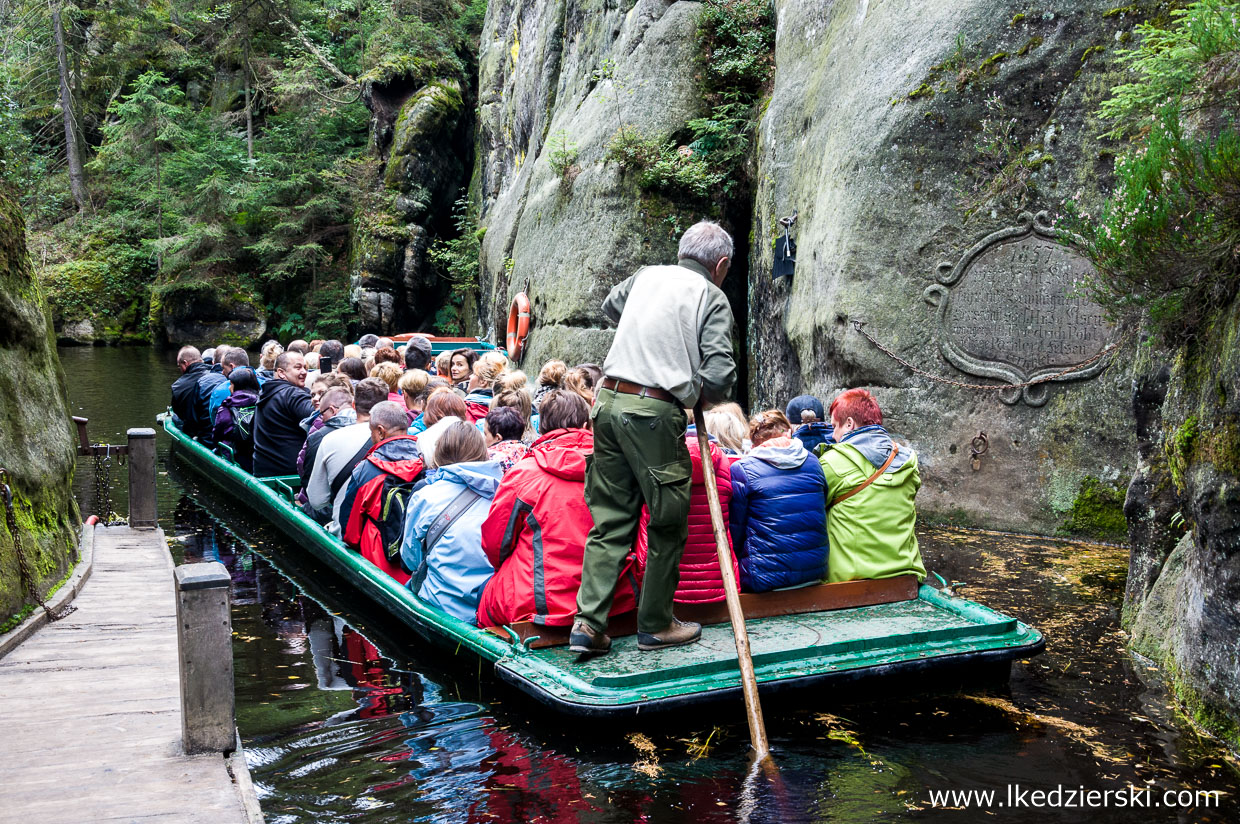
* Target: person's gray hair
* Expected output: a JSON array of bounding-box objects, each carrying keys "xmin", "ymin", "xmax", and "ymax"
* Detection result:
[
  {"xmin": 368, "ymin": 400, "xmax": 408, "ymax": 432},
  {"xmin": 678, "ymin": 221, "xmax": 734, "ymax": 269}
]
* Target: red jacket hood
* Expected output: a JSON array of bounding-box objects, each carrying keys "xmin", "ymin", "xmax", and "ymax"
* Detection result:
[{"xmin": 530, "ymin": 428, "xmax": 593, "ymax": 481}]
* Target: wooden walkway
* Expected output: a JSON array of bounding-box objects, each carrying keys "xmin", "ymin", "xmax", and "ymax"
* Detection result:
[{"xmin": 0, "ymin": 526, "xmax": 251, "ymax": 824}]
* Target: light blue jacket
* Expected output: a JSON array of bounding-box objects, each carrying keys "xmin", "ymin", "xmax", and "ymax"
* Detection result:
[{"xmin": 400, "ymin": 460, "xmax": 502, "ymax": 623}]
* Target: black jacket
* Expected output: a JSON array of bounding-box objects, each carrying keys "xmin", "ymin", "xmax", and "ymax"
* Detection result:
[
  {"xmin": 253, "ymin": 379, "xmax": 314, "ymax": 478},
  {"xmin": 171, "ymin": 362, "xmax": 212, "ymax": 438}
]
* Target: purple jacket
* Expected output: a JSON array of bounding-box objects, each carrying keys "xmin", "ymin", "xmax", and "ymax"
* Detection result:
[{"xmin": 213, "ymin": 390, "xmax": 260, "ymax": 472}]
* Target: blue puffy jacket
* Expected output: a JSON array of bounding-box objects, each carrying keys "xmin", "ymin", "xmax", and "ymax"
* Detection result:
[
  {"xmin": 792, "ymin": 421, "xmax": 834, "ymax": 455},
  {"xmin": 729, "ymin": 437, "xmax": 829, "ymax": 592},
  {"xmin": 400, "ymin": 460, "xmax": 503, "ymax": 624}
]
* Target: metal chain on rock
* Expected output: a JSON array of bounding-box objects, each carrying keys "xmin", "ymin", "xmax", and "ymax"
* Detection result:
[
  {"xmin": 0, "ymin": 468, "xmax": 76, "ymax": 622},
  {"xmin": 851, "ymin": 320, "xmax": 1129, "ymax": 392}
]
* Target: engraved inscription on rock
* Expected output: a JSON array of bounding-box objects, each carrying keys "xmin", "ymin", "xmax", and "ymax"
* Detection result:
[{"xmin": 924, "ymin": 211, "xmax": 1115, "ymax": 407}]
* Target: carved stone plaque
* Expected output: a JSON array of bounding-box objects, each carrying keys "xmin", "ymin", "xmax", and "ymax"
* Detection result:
[{"xmin": 924, "ymin": 211, "xmax": 1115, "ymax": 407}]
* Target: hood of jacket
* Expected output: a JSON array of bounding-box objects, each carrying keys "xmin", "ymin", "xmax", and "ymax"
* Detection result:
[
  {"xmin": 840, "ymin": 425, "xmax": 912, "ymax": 473},
  {"xmin": 367, "ymin": 433, "xmax": 421, "ymax": 462},
  {"xmin": 221, "ymin": 389, "xmax": 259, "ymax": 408},
  {"xmin": 431, "ymin": 459, "xmax": 503, "ymax": 497},
  {"xmin": 257, "ymin": 378, "xmax": 303, "ymax": 408},
  {"xmin": 530, "ymin": 428, "xmax": 593, "ymax": 481},
  {"xmin": 323, "ymin": 407, "xmax": 357, "ymax": 430},
  {"xmin": 748, "ymin": 436, "xmax": 809, "ymax": 470}
]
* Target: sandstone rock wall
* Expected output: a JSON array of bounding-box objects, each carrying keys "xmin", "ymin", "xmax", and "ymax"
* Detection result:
[
  {"xmin": 0, "ymin": 187, "xmax": 80, "ymax": 625},
  {"xmin": 474, "ymin": 0, "xmax": 1139, "ymax": 535},
  {"xmin": 1124, "ymin": 301, "xmax": 1240, "ymax": 749},
  {"xmin": 476, "ymin": 0, "xmax": 708, "ymax": 366}
]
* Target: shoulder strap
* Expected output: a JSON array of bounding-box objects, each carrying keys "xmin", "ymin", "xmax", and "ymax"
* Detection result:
[
  {"xmin": 830, "ymin": 446, "xmax": 899, "ymax": 508},
  {"xmin": 425, "ymin": 487, "xmax": 483, "ymax": 554},
  {"xmin": 331, "ymin": 440, "xmax": 374, "ymax": 501}
]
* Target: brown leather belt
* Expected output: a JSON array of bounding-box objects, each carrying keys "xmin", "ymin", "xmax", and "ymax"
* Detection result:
[{"xmin": 600, "ymin": 377, "xmax": 680, "ymax": 405}]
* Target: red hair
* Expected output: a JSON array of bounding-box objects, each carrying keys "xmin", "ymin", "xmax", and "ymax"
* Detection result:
[{"xmin": 829, "ymin": 389, "xmax": 882, "ymax": 427}]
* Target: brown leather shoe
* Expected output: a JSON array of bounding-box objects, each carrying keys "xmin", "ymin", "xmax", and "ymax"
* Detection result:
[
  {"xmin": 637, "ymin": 618, "xmax": 702, "ymax": 651},
  {"xmin": 569, "ymin": 620, "xmax": 611, "ymax": 656}
]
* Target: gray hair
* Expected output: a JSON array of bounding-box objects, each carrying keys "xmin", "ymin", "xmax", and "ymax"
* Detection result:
[
  {"xmin": 678, "ymin": 221, "xmax": 734, "ymax": 269},
  {"xmin": 368, "ymin": 400, "xmax": 408, "ymax": 432}
]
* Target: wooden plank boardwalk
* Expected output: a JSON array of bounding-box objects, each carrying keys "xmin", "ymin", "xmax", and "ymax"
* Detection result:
[{"xmin": 0, "ymin": 526, "xmax": 250, "ymax": 824}]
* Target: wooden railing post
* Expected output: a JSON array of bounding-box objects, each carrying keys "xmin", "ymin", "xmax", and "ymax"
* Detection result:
[
  {"xmin": 127, "ymin": 427, "xmax": 157, "ymax": 528},
  {"xmin": 175, "ymin": 562, "xmax": 235, "ymax": 755}
]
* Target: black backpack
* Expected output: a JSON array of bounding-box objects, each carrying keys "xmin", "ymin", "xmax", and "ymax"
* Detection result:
[{"xmin": 233, "ymin": 404, "xmax": 258, "ymax": 443}]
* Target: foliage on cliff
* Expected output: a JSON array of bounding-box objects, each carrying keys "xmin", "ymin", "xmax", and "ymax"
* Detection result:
[
  {"xmin": 0, "ymin": 0, "xmax": 484, "ymax": 342},
  {"xmin": 605, "ymin": 0, "xmax": 773, "ymax": 205},
  {"xmin": 1071, "ymin": 1, "xmax": 1240, "ymax": 342}
]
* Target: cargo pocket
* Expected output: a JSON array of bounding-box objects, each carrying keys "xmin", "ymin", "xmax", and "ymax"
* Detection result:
[{"xmin": 645, "ymin": 459, "xmax": 692, "ymax": 528}]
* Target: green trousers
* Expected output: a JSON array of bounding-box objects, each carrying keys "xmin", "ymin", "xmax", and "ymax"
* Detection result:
[{"xmin": 576, "ymin": 387, "xmax": 692, "ymax": 633}]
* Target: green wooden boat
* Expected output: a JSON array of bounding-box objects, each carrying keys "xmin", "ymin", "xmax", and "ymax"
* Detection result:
[{"xmin": 161, "ymin": 414, "xmax": 1044, "ymax": 716}]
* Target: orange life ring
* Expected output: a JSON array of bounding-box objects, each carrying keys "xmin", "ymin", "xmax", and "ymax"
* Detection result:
[{"xmin": 506, "ymin": 292, "xmax": 531, "ymax": 361}]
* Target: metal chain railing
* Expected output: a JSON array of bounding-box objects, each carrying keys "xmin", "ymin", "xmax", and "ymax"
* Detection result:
[
  {"xmin": 0, "ymin": 468, "xmax": 76, "ymax": 622},
  {"xmin": 91, "ymin": 445, "xmax": 126, "ymax": 526},
  {"xmin": 851, "ymin": 320, "xmax": 1130, "ymax": 392}
]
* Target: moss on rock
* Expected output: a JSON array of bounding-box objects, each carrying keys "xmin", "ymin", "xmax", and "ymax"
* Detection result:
[
  {"xmin": 1060, "ymin": 476, "xmax": 1128, "ymax": 542},
  {"xmin": 0, "ymin": 186, "xmax": 80, "ymax": 626}
]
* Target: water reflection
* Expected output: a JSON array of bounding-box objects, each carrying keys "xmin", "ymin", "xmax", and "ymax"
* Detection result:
[{"xmin": 63, "ymin": 345, "xmax": 1239, "ymax": 823}]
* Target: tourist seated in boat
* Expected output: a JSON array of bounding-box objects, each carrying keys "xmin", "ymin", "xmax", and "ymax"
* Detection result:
[
  {"xmin": 212, "ymin": 367, "xmax": 261, "ymax": 472},
  {"xmin": 484, "ymin": 406, "xmax": 530, "ymax": 473},
  {"xmin": 208, "ymin": 348, "xmax": 251, "ymax": 424},
  {"xmin": 819, "ymin": 388, "xmax": 926, "ymax": 582},
  {"xmin": 562, "ymin": 364, "xmax": 599, "ymax": 405},
  {"xmin": 341, "ymin": 401, "xmax": 426, "ymax": 584},
  {"xmin": 729, "ymin": 409, "xmax": 830, "ymax": 592},
  {"xmin": 491, "ymin": 385, "xmax": 538, "ymax": 442},
  {"xmin": 635, "ymin": 431, "xmax": 740, "ymax": 604},
  {"xmin": 304, "ymin": 378, "xmax": 390, "ymax": 531},
  {"xmin": 337, "ymin": 357, "xmax": 367, "ymax": 384},
  {"xmin": 464, "ymin": 358, "xmax": 503, "ymax": 422},
  {"xmin": 533, "ymin": 359, "xmax": 567, "ymax": 410},
  {"xmin": 448, "ymin": 347, "xmax": 478, "ymax": 391},
  {"xmin": 170, "ymin": 346, "xmax": 215, "ymax": 441},
  {"xmin": 398, "ymin": 369, "xmax": 432, "ymax": 427},
  {"xmin": 403, "ymin": 334, "xmax": 433, "ymax": 373},
  {"xmin": 786, "ymin": 394, "xmax": 833, "ymax": 455},
  {"xmin": 253, "ymin": 351, "xmax": 314, "ymax": 478},
  {"xmin": 477, "ymin": 390, "xmax": 639, "ymax": 628},
  {"xmin": 704, "ymin": 404, "xmax": 749, "ymax": 455},
  {"xmin": 401, "ymin": 421, "xmax": 502, "ymax": 623},
  {"xmin": 256, "ymin": 341, "xmax": 282, "ymax": 382},
  {"xmin": 370, "ymin": 362, "xmax": 403, "ymax": 404},
  {"xmin": 287, "ymin": 339, "xmax": 309, "ymax": 354},
  {"xmin": 373, "ymin": 346, "xmax": 403, "ymax": 370},
  {"xmin": 416, "ymin": 389, "xmax": 470, "ymax": 467},
  {"xmin": 297, "ymin": 386, "xmax": 356, "ymax": 486}
]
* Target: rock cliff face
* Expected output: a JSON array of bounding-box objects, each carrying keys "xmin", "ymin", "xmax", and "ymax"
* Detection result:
[
  {"xmin": 474, "ymin": 0, "xmax": 1137, "ymax": 536},
  {"xmin": 476, "ymin": 0, "xmax": 708, "ymax": 365},
  {"xmin": 1123, "ymin": 305, "xmax": 1240, "ymax": 749},
  {"xmin": 354, "ymin": 78, "xmax": 471, "ymax": 333},
  {"xmin": 0, "ymin": 187, "xmax": 80, "ymax": 626}
]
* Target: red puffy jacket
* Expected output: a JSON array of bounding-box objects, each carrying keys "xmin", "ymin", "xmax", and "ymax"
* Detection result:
[
  {"xmin": 636, "ymin": 435, "xmax": 740, "ymax": 603},
  {"xmin": 477, "ymin": 428, "xmax": 638, "ymax": 628}
]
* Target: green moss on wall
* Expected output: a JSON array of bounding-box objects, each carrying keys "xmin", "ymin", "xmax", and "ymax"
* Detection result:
[{"xmin": 1059, "ymin": 476, "xmax": 1128, "ymax": 542}]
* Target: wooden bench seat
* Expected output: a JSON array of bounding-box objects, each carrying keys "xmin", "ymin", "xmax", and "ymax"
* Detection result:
[{"xmin": 484, "ymin": 575, "xmax": 920, "ymax": 649}]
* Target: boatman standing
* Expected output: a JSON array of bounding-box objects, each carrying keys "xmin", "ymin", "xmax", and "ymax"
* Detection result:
[{"xmin": 571, "ymin": 221, "xmax": 737, "ymax": 656}]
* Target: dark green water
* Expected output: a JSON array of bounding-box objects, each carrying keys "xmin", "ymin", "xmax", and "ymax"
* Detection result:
[{"xmin": 61, "ymin": 345, "xmax": 1239, "ymax": 823}]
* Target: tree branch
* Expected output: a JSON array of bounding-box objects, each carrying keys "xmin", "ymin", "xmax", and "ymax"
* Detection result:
[{"xmin": 263, "ymin": 1, "xmax": 355, "ymax": 88}]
